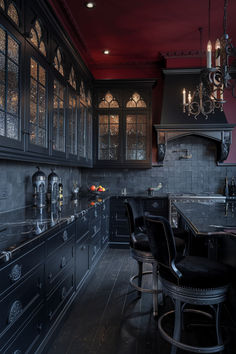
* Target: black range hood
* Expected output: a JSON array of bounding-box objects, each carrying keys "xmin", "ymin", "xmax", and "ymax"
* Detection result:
[{"xmin": 154, "ymin": 69, "xmax": 235, "ymax": 164}]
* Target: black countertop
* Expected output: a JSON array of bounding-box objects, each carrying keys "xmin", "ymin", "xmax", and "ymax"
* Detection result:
[
  {"xmin": 0, "ymin": 196, "xmax": 108, "ymax": 259},
  {"xmin": 173, "ymin": 201, "xmax": 236, "ymax": 237}
]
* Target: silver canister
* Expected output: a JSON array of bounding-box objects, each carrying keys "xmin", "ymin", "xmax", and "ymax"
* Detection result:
[
  {"xmin": 32, "ymin": 167, "xmax": 46, "ymax": 207},
  {"xmin": 47, "ymin": 169, "xmax": 59, "ymax": 204}
]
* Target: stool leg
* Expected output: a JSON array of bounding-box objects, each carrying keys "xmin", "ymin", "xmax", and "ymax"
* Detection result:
[
  {"xmin": 137, "ymin": 261, "xmax": 143, "ymax": 297},
  {"xmin": 215, "ymin": 303, "xmax": 223, "ymax": 346},
  {"xmin": 152, "ymin": 263, "xmax": 158, "ymax": 317},
  {"xmin": 171, "ymin": 299, "xmax": 182, "ymax": 354}
]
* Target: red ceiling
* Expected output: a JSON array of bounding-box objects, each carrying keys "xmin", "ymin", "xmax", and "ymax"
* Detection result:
[{"xmin": 49, "ymin": 0, "xmax": 236, "ymax": 79}]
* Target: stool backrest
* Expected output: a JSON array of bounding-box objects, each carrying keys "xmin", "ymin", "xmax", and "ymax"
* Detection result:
[
  {"xmin": 124, "ymin": 198, "xmax": 144, "ymax": 235},
  {"xmin": 145, "ymin": 215, "xmax": 181, "ymax": 282}
]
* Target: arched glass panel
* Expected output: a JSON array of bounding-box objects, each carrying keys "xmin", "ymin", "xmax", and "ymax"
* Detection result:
[
  {"xmin": 39, "ymin": 41, "xmax": 46, "ymax": 56},
  {"xmin": 0, "ymin": 0, "xmax": 5, "ymax": 10},
  {"xmin": 30, "ymin": 28, "xmax": 38, "ymax": 47},
  {"xmin": 30, "ymin": 20, "xmax": 46, "ymax": 57},
  {"xmin": 98, "ymin": 92, "xmax": 119, "ymax": 108},
  {"xmin": 80, "ymin": 80, "xmax": 86, "ymax": 105},
  {"xmin": 87, "ymin": 90, "xmax": 92, "ymax": 107},
  {"xmin": 126, "ymin": 92, "xmax": 146, "ymax": 108},
  {"xmin": 69, "ymin": 67, "xmax": 76, "ymax": 90},
  {"xmin": 54, "ymin": 48, "xmax": 64, "ymax": 76},
  {"xmin": 7, "ymin": 3, "xmax": 19, "ymax": 26}
]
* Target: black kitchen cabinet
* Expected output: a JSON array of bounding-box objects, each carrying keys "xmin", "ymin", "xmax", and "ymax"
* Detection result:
[
  {"xmin": 109, "ymin": 196, "xmax": 169, "ymax": 247},
  {"xmin": 93, "ymin": 80, "xmax": 155, "ymax": 169},
  {"xmin": 0, "ymin": 200, "xmax": 109, "ymax": 353},
  {"xmin": 0, "ymin": 0, "xmax": 93, "ymax": 167}
]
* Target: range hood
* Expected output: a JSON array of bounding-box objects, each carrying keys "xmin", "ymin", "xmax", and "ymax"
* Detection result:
[{"xmin": 154, "ymin": 69, "xmax": 235, "ymax": 164}]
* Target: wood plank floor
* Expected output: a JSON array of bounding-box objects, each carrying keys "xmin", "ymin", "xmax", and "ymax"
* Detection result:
[{"xmin": 46, "ymin": 248, "xmax": 235, "ymax": 354}]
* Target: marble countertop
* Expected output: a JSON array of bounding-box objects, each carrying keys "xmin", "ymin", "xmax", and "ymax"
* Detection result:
[
  {"xmin": 0, "ymin": 196, "xmax": 108, "ymax": 259},
  {"xmin": 173, "ymin": 201, "xmax": 236, "ymax": 236}
]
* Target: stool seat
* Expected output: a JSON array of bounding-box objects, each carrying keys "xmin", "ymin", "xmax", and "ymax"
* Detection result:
[{"xmin": 176, "ymin": 255, "xmax": 231, "ymax": 288}]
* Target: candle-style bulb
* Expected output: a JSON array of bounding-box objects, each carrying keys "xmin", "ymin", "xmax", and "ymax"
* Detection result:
[
  {"xmin": 207, "ymin": 40, "xmax": 212, "ymax": 68},
  {"xmin": 188, "ymin": 91, "xmax": 192, "ymax": 103},
  {"xmin": 215, "ymin": 38, "xmax": 221, "ymax": 67},
  {"xmin": 183, "ymin": 88, "xmax": 186, "ymax": 105}
]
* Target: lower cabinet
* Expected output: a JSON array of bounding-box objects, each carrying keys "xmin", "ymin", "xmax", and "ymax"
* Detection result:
[
  {"xmin": 0, "ymin": 201, "xmax": 109, "ymax": 353},
  {"xmin": 109, "ymin": 196, "xmax": 169, "ymax": 247}
]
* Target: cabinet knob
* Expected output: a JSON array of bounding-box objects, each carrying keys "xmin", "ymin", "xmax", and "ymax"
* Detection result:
[
  {"xmin": 8, "ymin": 300, "xmax": 23, "ymax": 324},
  {"xmin": 48, "ymin": 311, "xmax": 53, "ymax": 320},
  {"xmin": 81, "ymin": 245, "xmax": 86, "ymax": 251},
  {"xmin": 61, "ymin": 286, "xmax": 67, "ymax": 300},
  {"xmin": 62, "ymin": 230, "xmax": 68, "ymax": 242},
  {"xmin": 48, "ymin": 272, "xmax": 53, "ymax": 280},
  {"xmin": 9, "ymin": 264, "xmax": 22, "ymax": 282},
  {"xmin": 61, "ymin": 256, "xmax": 67, "ymax": 268},
  {"xmin": 37, "ymin": 323, "xmax": 43, "ymax": 332}
]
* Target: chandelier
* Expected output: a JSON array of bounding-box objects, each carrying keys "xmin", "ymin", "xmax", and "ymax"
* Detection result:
[{"xmin": 182, "ymin": 0, "xmax": 236, "ymax": 119}]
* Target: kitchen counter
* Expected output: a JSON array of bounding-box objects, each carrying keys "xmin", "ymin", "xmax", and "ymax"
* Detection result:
[
  {"xmin": 174, "ymin": 201, "xmax": 236, "ymax": 237},
  {"xmin": 0, "ymin": 196, "xmax": 108, "ymax": 261}
]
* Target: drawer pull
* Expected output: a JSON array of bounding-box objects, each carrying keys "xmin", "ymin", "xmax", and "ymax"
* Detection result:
[
  {"xmin": 37, "ymin": 280, "xmax": 43, "ymax": 289},
  {"xmin": 94, "ymin": 210, "xmax": 98, "ymax": 218},
  {"xmin": 93, "ymin": 225, "xmax": 97, "ymax": 234},
  {"xmin": 81, "ymin": 245, "xmax": 86, "ymax": 251},
  {"xmin": 48, "ymin": 311, "xmax": 53, "ymax": 320},
  {"xmin": 61, "ymin": 256, "xmax": 66, "ymax": 268},
  {"xmin": 48, "ymin": 272, "xmax": 53, "ymax": 280},
  {"xmin": 62, "ymin": 230, "xmax": 68, "ymax": 242},
  {"xmin": 8, "ymin": 300, "xmax": 23, "ymax": 324},
  {"xmin": 13, "ymin": 350, "xmax": 22, "ymax": 354},
  {"xmin": 61, "ymin": 286, "xmax": 67, "ymax": 300},
  {"xmin": 37, "ymin": 323, "xmax": 43, "ymax": 332},
  {"xmin": 9, "ymin": 264, "xmax": 22, "ymax": 282}
]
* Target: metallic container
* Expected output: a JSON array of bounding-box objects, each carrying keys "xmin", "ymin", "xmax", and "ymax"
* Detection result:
[
  {"xmin": 47, "ymin": 169, "xmax": 59, "ymax": 204},
  {"xmin": 32, "ymin": 167, "xmax": 46, "ymax": 207}
]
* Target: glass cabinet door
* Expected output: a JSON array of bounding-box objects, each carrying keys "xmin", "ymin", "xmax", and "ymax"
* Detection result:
[
  {"xmin": 125, "ymin": 114, "xmax": 147, "ymax": 160},
  {"xmin": 0, "ymin": 26, "xmax": 22, "ymax": 146},
  {"xmin": 78, "ymin": 100, "xmax": 86, "ymax": 160},
  {"xmin": 98, "ymin": 114, "xmax": 119, "ymax": 160},
  {"xmin": 68, "ymin": 93, "xmax": 77, "ymax": 157},
  {"xmin": 52, "ymin": 79, "xmax": 65, "ymax": 154},
  {"xmin": 29, "ymin": 58, "xmax": 47, "ymax": 148}
]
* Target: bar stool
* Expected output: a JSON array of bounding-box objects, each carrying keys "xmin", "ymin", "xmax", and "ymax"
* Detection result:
[
  {"xmin": 124, "ymin": 199, "xmax": 186, "ymax": 317},
  {"xmin": 145, "ymin": 214, "xmax": 232, "ymax": 354}
]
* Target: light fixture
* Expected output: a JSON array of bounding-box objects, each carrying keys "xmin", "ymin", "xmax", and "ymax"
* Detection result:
[
  {"xmin": 182, "ymin": 0, "xmax": 236, "ymax": 119},
  {"xmin": 103, "ymin": 49, "xmax": 110, "ymax": 55},
  {"xmin": 84, "ymin": 1, "xmax": 96, "ymax": 9}
]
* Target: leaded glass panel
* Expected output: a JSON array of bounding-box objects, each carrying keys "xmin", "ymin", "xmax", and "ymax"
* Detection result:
[
  {"xmin": 126, "ymin": 114, "xmax": 147, "ymax": 160},
  {"xmin": 35, "ymin": 21, "xmax": 42, "ymax": 40},
  {"xmin": 30, "ymin": 58, "xmax": 47, "ymax": 147},
  {"xmin": 68, "ymin": 93, "xmax": 77, "ymax": 155},
  {"xmin": 0, "ymin": 30, "xmax": 20, "ymax": 141},
  {"xmin": 98, "ymin": 92, "xmax": 119, "ymax": 108},
  {"xmin": 54, "ymin": 48, "xmax": 64, "ymax": 76},
  {"xmin": 7, "ymin": 3, "xmax": 19, "ymax": 26},
  {"xmin": 8, "ymin": 34, "xmax": 18, "ymax": 62},
  {"xmin": 0, "ymin": 0, "xmax": 5, "ymax": 10},
  {"xmin": 69, "ymin": 67, "xmax": 76, "ymax": 90},
  {"xmin": 98, "ymin": 114, "xmax": 119, "ymax": 160},
  {"xmin": 39, "ymin": 41, "xmax": 46, "ymax": 56},
  {"xmin": 78, "ymin": 102, "xmax": 86, "ymax": 158},
  {"xmin": 0, "ymin": 28, "xmax": 5, "ymax": 53},
  {"xmin": 126, "ymin": 92, "xmax": 147, "ymax": 108},
  {"xmin": 30, "ymin": 28, "xmax": 38, "ymax": 47},
  {"xmin": 53, "ymin": 80, "xmax": 65, "ymax": 152}
]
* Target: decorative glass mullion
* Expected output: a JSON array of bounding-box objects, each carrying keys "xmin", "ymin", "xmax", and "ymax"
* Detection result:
[
  {"xmin": 36, "ymin": 66, "xmax": 39, "ymax": 145},
  {"xmin": 108, "ymin": 114, "xmax": 111, "ymax": 158}
]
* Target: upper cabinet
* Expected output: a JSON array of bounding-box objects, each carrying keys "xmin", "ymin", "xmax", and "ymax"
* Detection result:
[
  {"xmin": 0, "ymin": 0, "xmax": 93, "ymax": 167},
  {"xmin": 94, "ymin": 80, "xmax": 154, "ymax": 168}
]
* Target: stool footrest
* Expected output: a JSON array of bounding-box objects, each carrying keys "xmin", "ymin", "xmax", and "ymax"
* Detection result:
[
  {"xmin": 130, "ymin": 270, "xmax": 162, "ymax": 295},
  {"xmin": 158, "ymin": 309, "xmax": 225, "ymax": 353}
]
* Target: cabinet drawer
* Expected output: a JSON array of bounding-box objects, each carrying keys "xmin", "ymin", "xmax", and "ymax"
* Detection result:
[
  {"xmin": 46, "ymin": 268, "xmax": 74, "ymax": 325},
  {"xmin": 0, "ymin": 264, "xmax": 44, "ymax": 344},
  {"xmin": 0, "ymin": 242, "xmax": 44, "ymax": 298},
  {"xmin": 1, "ymin": 305, "xmax": 45, "ymax": 354},
  {"xmin": 76, "ymin": 235, "xmax": 89, "ymax": 288},
  {"xmin": 46, "ymin": 223, "xmax": 75, "ymax": 256},
  {"xmin": 45, "ymin": 238, "xmax": 75, "ymax": 294},
  {"xmin": 89, "ymin": 204, "xmax": 101, "ymax": 222},
  {"xmin": 76, "ymin": 211, "xmax": 89, "ymax": 241},
  {"xmin": 89, "ymin": 234, "xmax": 101, "ymax": 267},
  {"xmin": 90, "ymin": 221, "xmax": 101, "ymax": 239}
]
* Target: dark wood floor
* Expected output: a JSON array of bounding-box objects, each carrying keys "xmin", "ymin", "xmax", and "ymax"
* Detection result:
[{"xmin": 46, "ymin": 248, "xmax": 235, "ymax": 354}]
